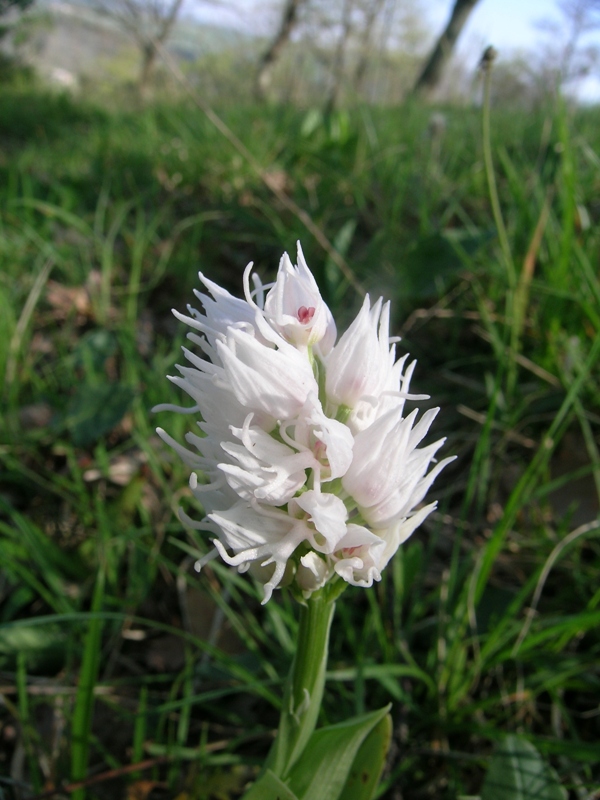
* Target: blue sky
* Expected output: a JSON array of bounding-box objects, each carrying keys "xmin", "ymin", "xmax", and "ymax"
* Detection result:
[
  {"xmin": 447, "ymin": 0, "xmax": 600, "ymax": 99},
  {"xmin": 433, "ymin": 0, "xmax": 560, "ymax": 50}
]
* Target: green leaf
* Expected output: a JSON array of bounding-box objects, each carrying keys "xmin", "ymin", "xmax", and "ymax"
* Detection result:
[
  {"xmin": 340, "ymin": 713, "xmax": 392, "ymax": 800},
  {"xmin": 73, "ymin": 329, "xmax": 117, "ymax": 372},
  {"xmin": 482, "ymin": 735, "xmax": 567, "ymax": 800},
  {"xmin": 301, "ymin": 108, "xmax": 323, "ymax": 138},
  {"xmin": 324, "ymin": 219, "xmax": 356, "ymax": 304},
  {"xmin": 286, "ymin": 705, "xmax": 391, "ymax": 800},
  {"xmin": 71, "ymin": 570, "xmax": 106, "ymax": 800},
  {"xmin": 241, "ymin": 769, "xmax": 299, "ymax": 800},
  {"xmin": 0, "ymin": 623, "xmax": 67, "ymax": 672},
  {"xmin": 64, "ymin": 382, "xmax": 135, "ymax": 447},
  {"xmin": 402, "ymin": 233, "xmax": 463, "ymax": 299}
]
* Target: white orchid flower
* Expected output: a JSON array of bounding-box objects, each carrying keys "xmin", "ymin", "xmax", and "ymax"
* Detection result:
[{"xmin": 155, "ymin": 243, "xmax": 454, "ymax": 602}]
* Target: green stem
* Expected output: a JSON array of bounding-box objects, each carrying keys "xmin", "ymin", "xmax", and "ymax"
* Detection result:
[
  {"xmin": 266, "ymin": 590, "xmax": 337, "ymax": 779},
  {"xmin": 482, "ymin": 61, "xmax": 515, "ymax": 289},
  {"xmin": 482, "ymin": 60, "xmax": 518, "ymax": 401}
]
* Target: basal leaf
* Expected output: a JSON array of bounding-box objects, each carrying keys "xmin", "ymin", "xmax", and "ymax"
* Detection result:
[
  {"xmin": 0, "ymin": 623, "xmax": 67, "ymax": 672},
  {"xmin": 340, "ymin": 713, "xmax": 392, "ymax": 800},
  {"xmin": 482, "ymin": 735, "xmax": 567, "ymax": 800},
  {"xmin": 65, "ymin": 382, "xmax": 135, "ymax": 447},
  {"xmin": 241, "ymin": 769, "xmax": 299, "ymax": 800},
  {"xmin": 286, "ymin": 705, "xmax": 391, "ymax": 800}
]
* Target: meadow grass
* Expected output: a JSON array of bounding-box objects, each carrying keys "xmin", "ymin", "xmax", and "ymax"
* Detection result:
[{"xmin": 0, "ymin": 82, "xmax": 599, "ymax": 799}]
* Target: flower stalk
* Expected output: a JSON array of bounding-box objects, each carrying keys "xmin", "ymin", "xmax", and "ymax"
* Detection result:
[{"xmin": 266, "ymin": 590, "xmax": 337, "ymax": 779}]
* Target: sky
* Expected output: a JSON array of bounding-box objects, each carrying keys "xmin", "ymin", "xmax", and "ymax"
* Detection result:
[
  {"xmin": 190, "ymin": 0, "xmax": 600, "ymax": 101},
  {"xmin": 432, "ymin": 0, "xmax": 560, "ymax": 51},
  {"xmin": 192, "ymin": 0, "xmax": 563, "ymax": 41},
  {"xmin": 433, "ymin": 0, "xmax": 600, "ymax": 100}
]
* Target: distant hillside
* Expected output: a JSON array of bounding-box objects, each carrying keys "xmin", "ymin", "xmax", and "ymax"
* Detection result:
[{"xmin": 18, "ymin": 0, "xmax": 256, "ymax": 86}]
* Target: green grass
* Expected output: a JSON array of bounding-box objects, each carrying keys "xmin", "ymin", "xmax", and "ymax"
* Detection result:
[{"xmin": 0, "ymin": 82, "xmax": 599, "ymax": 799}]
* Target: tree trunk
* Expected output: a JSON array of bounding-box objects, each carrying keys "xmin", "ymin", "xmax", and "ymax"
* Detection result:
[
  {"xmin": 137, "ymin": 0, "xmax": 184, "ymax": 99},
  {"xmin": 255, "ymin": 0, "xmax": 304, "ymax": 99},
  {"xmin": 138, "ymin": 42, "xmax": 158, "ymax": 100},
  {"xmin": 138, "ymin": 40, "xmax": 158, "ymax": 99},
  {"xmin": 325, "ymin": 0, "xmax": 354, "ymax": 114},
  {"xmin": 412, "ymin": 0, "xmax": 481, "ymax": 98},
  {"xmin": 156, "ymin": 0, "xmax": 184, "ymax": 43},
  {"xmin": 352, "ymin": 0, "xmax": 386, "ymax": 97}
]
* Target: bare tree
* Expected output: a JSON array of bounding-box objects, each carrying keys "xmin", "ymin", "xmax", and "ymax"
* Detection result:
[
  {"xmin": 538, "ymin": 0, "xmax": 600, "ymax": 87},
  {"xmin": 351, "ymin": 0, "xmax": 386, "ymax": 94},
  {"xmin": 321, "ymin": 0, "xmax": 402, "ymax": 108},
  {"xmin": 325, "ymin": 0, "xmax": 355, "ymax": 111},
  {"xmin": 254, "ymin": 0, "xmax": 430, "ymax": 106},
  {"xmin": 0, "ymin": 0, "xmax": 33, "ymax": 14},
  {"xmin": 255, "ymin": 0, "xmax": 308, "ymax": 98},
  {"xmin": 412, "ymin": 0, "xmax": 481, "ymax": 98},
  {"xmin": 0, "ymin": 0, "xmax": 35, "ymax": 43},
  {"xmin": 91, "ymin": 0, "xmax": 188, "ymax": 96}
]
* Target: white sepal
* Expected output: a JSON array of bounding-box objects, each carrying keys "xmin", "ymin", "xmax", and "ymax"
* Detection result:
[
  {"xmin": 261, "ymin": 243, "xmax": 337, "ymax": 351},
  {"xmin": 325, "ymin": 295, "xmax": 395, "ymax": 408},
  {"xmin": 216, "ymin": 327, "xmax": 318, "ymax": 424}
]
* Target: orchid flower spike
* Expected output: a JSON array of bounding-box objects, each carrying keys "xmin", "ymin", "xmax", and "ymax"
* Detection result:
[{"xmin": 155, "ymin": 243, "xmax": 454, "ymax": 603}]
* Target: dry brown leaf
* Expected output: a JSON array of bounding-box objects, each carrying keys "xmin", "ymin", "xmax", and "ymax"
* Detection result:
[
  {"xmin": 83, "ymin": 449, "xmax": 147, "ymax": 485},
  {"xmin": 30, "ymin": 333, "xmax": 55, "ymax": 355},
  {"xmin": 144, "ymin": 634, "xmax": 185, "ymax": 672},
  {"xmin": 19, "ymin": 402, "xmax": 53, "ymax": 429},
  {"xmin": 264, "ymin": 169, "xmax": 293, "ymax": 194},
  {"xmin": 46, "ymin": 280, "xmax": 90, "ymax": 318},
  {"xmin": 126, "ymin": 779, "xmax": 162, "ymax": 800}
]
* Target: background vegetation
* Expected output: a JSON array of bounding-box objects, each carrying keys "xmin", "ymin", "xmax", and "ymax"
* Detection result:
[{"xmin": 1, "ymin": 2, "xmax": 600, "ymax": 797}]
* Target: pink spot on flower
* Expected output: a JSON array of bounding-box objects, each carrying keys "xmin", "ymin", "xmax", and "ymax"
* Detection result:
[
  {"xmin": 297, "ymin": 306, "xmax": 315, "ymax": 324},
  {"xmin": 342, "ymin": 546, "xmax": 362, "ymax": 557},
  {"xmin": 313, "ymin": 440, "xmax": 330, "ymax": 467}
]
